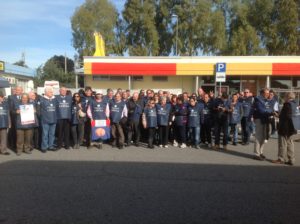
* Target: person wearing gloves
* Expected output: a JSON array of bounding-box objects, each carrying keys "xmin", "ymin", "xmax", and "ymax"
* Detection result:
[
  {"xmin": 143, "ymin": 98, "xmax": 157, "ymax": 149},
  {"xmin": 87, "ymin": 91, "xmax": 109, "ymax": 149},
  {"xmin": 109, "ymin": 92, "xmax": 128, "ymax": 149},
  {"xmin": 156, "ymin": 96, "xmax": 171, "ymax": 148},
  {"xmin": 0, "ymin": 92, "xmax": 10, "ymax": 155},
  {"xmin": 187, "ymin": 97, "xmax": 203, "ymax": 149}
]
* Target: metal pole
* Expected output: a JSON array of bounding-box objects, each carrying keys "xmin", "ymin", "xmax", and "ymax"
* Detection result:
[
  {"xmin": 266, "ymin": 75, "xmax": 270, "ymax": 88},
  {"xmin": 195, "ymin": 76, "xmax": 199, "ymax": 93},
  {"xmin": 75, "ymin": 74, "xmax": 78, "ymax": 89},
  {"xmin": 176, "ymin": 18, "xmax": 178, "ymax": 56},
  {"xmin": 128, "ymin": 76, "xmax": 131, "ymax": 91}
]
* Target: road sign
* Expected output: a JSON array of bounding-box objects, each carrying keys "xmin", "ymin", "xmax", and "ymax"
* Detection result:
[{"xmin": 216, "ymin": 63, "xmax": 226, "ymax": 82}]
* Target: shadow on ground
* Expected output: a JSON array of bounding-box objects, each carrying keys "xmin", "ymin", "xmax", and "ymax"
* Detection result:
[{"xmin": 0, "ymin": 160, "xmax": 299, "ymax": 224}]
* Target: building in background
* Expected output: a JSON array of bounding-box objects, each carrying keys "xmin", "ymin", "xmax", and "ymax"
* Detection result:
[
  {"xmin": 0, "ymin": 60, "xmax": 35, "ymax": 92},
  {"xmin": 83, "ymin": 56, "xmax": 300, "ymax": 96}
]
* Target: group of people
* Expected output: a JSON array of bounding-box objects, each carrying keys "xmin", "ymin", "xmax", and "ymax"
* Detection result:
[{"xmin": 0, "ymin": 86, "xmax": 298, "ymax": 165}]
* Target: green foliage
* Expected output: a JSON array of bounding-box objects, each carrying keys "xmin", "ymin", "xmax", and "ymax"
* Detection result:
[
  {"xmin": 70, "ymin": 0, "xmax": 300, "ymax": 56},
  {"xmin": 34, "ymin": 55, "xmax": 75, "ymax": 88},
  {"xmin": 71, "ymin": 0, "xmax": 118, "ymax": 58},
  {"xmin": 13, "ymin": 60, "xmax": 28, "ymax": 68}
]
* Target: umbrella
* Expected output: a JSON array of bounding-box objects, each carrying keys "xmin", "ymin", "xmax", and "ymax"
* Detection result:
[{"xmin": 0, "ymin": 77, "xmax": 10, "ymax": 88}]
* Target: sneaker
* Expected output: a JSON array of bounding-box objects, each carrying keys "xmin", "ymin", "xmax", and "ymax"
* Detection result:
[
  {"xmin": 173, "ymin": 141, "xmax": 178, "ymax": 147},
  {"xmin": 159, "ymin": 145, "xmax": 163, "ymax": 148},
  {"xmin": 0, "ymin": 151, "xmax": 10, "ymax": 155},
  {"xmin": 164, "ymin": 145, "xmax": 168, "ymax": 148},
  {"xmin": 253, "ymin": 155, "xmax": 263, "ymax": 161},
  {"xmin": 264, "ymin": 139, "xmax": 268, "ymax": 143},
  {"xmin": 271, "ymin": 159, "xmax": 285, "ymax": 164},
  {"xmin": 194, "ymin": 145, "xmax": 200, "ymax": 149},
  {"xmin": 180, "ymin": 143, "xmax": 187, "ymax": 149}
]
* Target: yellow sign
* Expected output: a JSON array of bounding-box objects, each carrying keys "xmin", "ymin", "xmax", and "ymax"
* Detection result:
[
  {"xmin": 93, "ymin": 32, "xmax": 106, "ymax": 57},
  {"xmin": 0, "ymin": 61, "xmax": 4, "ymax": 72}
]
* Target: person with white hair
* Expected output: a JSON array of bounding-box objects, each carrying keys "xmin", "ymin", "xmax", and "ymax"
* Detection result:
[
  {"xmin": 38, "ymin": 86, "xmax": 57, "ymax": 153},
  {"xmin": 272, "ymin": 92, "xmax": 298, "ymax": 166}
]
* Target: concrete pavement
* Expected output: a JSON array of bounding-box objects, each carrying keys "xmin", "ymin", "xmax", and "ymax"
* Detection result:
[{"xmin": 0, "ymin": 138, "xmax": 300, "ymax": 224}]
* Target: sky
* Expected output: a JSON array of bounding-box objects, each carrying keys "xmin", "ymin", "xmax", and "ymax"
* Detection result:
[{"xmin": 0, "ymin": 0, "xmax": 125, "ymax": 69}]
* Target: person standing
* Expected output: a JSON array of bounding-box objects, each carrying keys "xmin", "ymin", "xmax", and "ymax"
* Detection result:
[
  {"xmin": 240, "ymin": 89, "xmax": 254, "ymax": 145},
  {"xmin": 0, "ymin": 92, "xmax": 10, "ymax": 155},
  {"xmin": 213, "ymin": 93, "xmax": 230, "ymax": 150},
  {"xmin": 187, "ymin": 97, "xmax": 203, "ymax": 149},
  {"xmin": 109, "ymin": 92, "xmax": 128, "ymax": 149},
  {"xmin": 228, "ymin": 93, "xmax": 242, "ymax": 146},
  {"xmin": 252, "ymin": 88, "xmax": 275, "ymax": 160},
  {"xmin": 8, "ymin": 86, "xmax": 23, "ymax": 150},
  {"xmin": 38, "ymin": 87, "xmax": 57, "ymax": 153},
  {"xmin": 15, "ymin": 93, "xmax": 36, "ymax": 155},
  {"xmin": 174, "ymin": 96, "xmax": 188, "ymax": 148},
  {"xmin": 272, "ymin": 92, "xmax": 298, "ymax": 166},
  {"xmin": 156, "ymin": 96, "xmax": 171, "ymax": 148},
  {"xmin": 200, "ymin": 93, "xmax": 213, "ymax": 148},
  {"xmin": 82, "ymin": 86, "xmax": 93, "ymax": 148},
  {"xmin": 143, "ymin": 99, "xmax": 157, "ymax": 149},
  {"xmin": 87, "ymin": 91, "xmax": 109, "ymax": 149},
  {"xmin": 56, "ymin": 87, "xmax": 72, "ymax": 150},
  {"xmin": 71, "ymin": 93, "xmax": 86, "ymax": 149},
  {"xmin": 126, "ymin": 92, "xmax": 143, "ymax": 147}
]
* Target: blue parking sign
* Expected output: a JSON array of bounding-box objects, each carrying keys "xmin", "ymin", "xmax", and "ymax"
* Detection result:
[{"xmin": 216, "ymin": 63, "xmax": 226, "ymax": 73}]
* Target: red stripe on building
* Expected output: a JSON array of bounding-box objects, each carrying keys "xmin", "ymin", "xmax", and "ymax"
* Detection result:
[
  {"xmin": 91, "ymin": 63, "xmax": 176, "ymax": 76},
  {"xmin": 272, "ymin": 63, "xmax": 300, "ymax": 76}
]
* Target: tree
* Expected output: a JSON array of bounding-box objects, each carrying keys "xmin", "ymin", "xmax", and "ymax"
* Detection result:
[
  {"xmin": 71, "ymin": 0, "xmax": 118, "ymax": 58},
  {"xmin": 123, "ymin": 0, "xmax": 159, "ymax": 56},
  {"xmin": 34, "ymin": 55, "xmax": 75, "ymax": 88},
  {"xmin": 112, "ymin": 14, "xmax": 127, "ymax": 56}
]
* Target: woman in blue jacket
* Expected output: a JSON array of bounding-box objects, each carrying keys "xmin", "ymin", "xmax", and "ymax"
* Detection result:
[
  {"xmin": 71, "ymin": 93, "xmax": 86, "ymax": 149},
  {"xmin": 174, "ymin": 96, "xmax": 188, "ymax": 148}
]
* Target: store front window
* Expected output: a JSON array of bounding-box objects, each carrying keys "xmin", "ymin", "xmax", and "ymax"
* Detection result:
[{"xmin": 271, "ymin": 76, "xmax": 292, "ymax": 89}]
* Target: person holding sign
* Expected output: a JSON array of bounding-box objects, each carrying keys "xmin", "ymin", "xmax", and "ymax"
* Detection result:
[
  {"xmin": 15, "ymin": 93, "xmax": 36, "ymax": 155},
  {"xmin": 87, "ymin": 91, "xmax": 109, "ymax": 149}
]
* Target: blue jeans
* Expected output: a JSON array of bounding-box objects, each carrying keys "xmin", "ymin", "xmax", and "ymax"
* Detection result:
[
  {"xmin": 229, "ymin": 123, "xmax": 238, "ymax": 143},
  {"xmin": 189, "ymin": 126, "xmax": 200, "ymax": 146},
  {"xmin": 41, "ymin": 123, "xmax": 56, "ymax": 150}
]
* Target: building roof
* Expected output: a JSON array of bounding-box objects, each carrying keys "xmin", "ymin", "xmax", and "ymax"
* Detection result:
[{"xmin": 4, "ymin": 62, "xmax": 36, "ymax": 77}]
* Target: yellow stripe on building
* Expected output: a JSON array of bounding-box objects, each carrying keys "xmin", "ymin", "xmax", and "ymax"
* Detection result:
[
  {"xmin": 227, "ymin": 63, "xmax": 272, "ymax": 75},
  {"xmin": 176, "ymin": 63, "xmax": 215, "ymax": 76},
  {"xmin": 84, "ymin": 62, "xmax": 92, "ymax": 75}
]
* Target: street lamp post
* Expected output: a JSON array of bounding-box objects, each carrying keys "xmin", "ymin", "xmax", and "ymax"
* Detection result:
[{"xmin": 172, "ymin": 14, "xmax": 178, "ymax": 56}]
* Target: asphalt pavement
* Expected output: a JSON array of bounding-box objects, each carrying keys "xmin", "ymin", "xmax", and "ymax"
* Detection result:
[{"xmin": 0, "ymin": 138, "xmax": 300, "ymax": 224}]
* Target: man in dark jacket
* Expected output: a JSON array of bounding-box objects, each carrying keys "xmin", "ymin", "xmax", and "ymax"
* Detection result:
[
  {"xmin": 272, "ymin": 92, "xmax": 298, "ymax": 166},
  {"xmin": 126, "ymin": 92, "xmax": 143, "ymax": 147}
]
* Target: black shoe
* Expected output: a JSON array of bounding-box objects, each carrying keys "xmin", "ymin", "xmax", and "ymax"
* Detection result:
[
  {"xmin": 87, "ymin": 145, "xmax": 92, "ymax": 150},
  {"xmin": 233, "ymin": 142, "xmax": 237, "ymax": 146},
  {"xmin": 285, "ymin": 161, "xmax": 294, "ymax": 166},
  {"xmin": 97, "ymin": 143, "xmax": 103, "ymax": 149},
  {"xmin": 260, "ymin": 154, "xmax": 266, "ymax": 159},
  {"xmin": 49, "ymin": 148, "xmax": 58, "ymax": 151},
  {"xmin": 253, "ymin": 155, "xmax": 263, "ymax": 161},
  {"xmin": 135, "ymin": 143, "xmax": 140, "ymax": 147},
  {"xmin": 147, "ymin": 145, "xmax": 154, "ymax": 149},
  {"xmin": 41, "ymin": 150, "xmax": 47, "ymax": 153},
  {"xmin": 65, "ymin": 147, "xmax": 71, "ymax": 150}
]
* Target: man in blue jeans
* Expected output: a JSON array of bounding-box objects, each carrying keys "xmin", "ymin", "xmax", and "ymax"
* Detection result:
[{"xmin": 38, "ymin": 87, "xmax": 57, "ymax": 153}]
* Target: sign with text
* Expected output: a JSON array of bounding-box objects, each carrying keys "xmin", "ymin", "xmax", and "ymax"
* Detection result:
[{"xmin": 216, "ymin": 63, "xmax": 226, "ymax": 82}]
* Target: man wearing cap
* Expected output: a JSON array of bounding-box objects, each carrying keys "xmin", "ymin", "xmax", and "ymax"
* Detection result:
[{"xmin": 87, "ymin": 91, "xmax": 109, "ymax": 149}]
